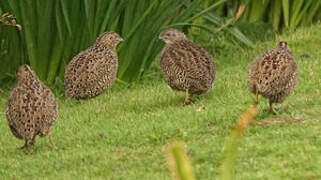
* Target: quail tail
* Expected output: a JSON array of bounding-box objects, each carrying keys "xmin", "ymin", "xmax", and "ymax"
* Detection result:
[{"xmin": 49, "ymin": 135, "xmax": 58, "ymax": 150}]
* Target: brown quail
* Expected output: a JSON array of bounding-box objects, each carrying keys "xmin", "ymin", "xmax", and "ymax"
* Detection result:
[
  {"xmin": 159, "ymin": 29, "xmax": 216, "ymax": 105},
  {"xmin": 248, "ymin": 41, "xmax": 298, "ymax": 114},
  {"xmin": 64, "ymin": 32, "xmax": 123, "ymax": 99},
  {"xmin": 6, "ymin": 65, "xmax": 58, "ymax": 153}
]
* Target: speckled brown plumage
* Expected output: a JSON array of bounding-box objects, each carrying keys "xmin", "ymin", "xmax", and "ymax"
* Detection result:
[
  {"xmin": 6, "ymin": 65, "xmax": 58, "ymax": 152},
  {"xmin": 159, "ymin": 29, "xmax": 216, "ymax": 104},
  {"xmin": 64, "ymin": 32, "xmax": 123, "ymax": 99},
  {"xmin": 248, "ymin": 41, "xmax": 298, "ymax": 113}
]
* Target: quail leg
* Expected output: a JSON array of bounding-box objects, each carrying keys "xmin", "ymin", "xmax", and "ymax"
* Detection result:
[
  {"xmin": 184, "ymin": 89, "xmax": 191, "ymax": 105},
  {"xmin": 269, "ymin": 100, "xmax": 276, "ymax": 114},
  {"xmin": 49, "ymin": 135, "xmax": 58, "ymax": 150},
  {"xmin": 25, "ymin": 138, "xmax": 35, "ymax": 154},
  {"xmin": 18, "ymin": 140, "xmax": 27, "ymax": 149},
  {"xmin": 254, "ymin": 89, "xmax": 259, "ymax": 105}
]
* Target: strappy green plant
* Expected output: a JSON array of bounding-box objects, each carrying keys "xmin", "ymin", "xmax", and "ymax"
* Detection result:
[{"xmin": 0, "ymin": 0, "xmax": 251, "ymax": 86}]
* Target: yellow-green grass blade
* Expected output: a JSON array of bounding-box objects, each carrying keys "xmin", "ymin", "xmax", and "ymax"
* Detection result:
[
  {"xmin": 186, "ymin": 0, "xmax": 227, "ymax": 22},
  {"xmin": 203, "ymin": 12, "xmax": 254, "ymax": 47},
  {"xmin": 269, "ymin": 0, "xmax": 282, "ymax": 31},
  {"xmin": 166, "ymin": 142, "xmax": 196, "ymax": 180},
  {"xmin": 282, "ymin": 0, "xmax": 290, "ymax": 28},
  {"xmin": 248, "ymin": 0, "xmax": 270, "ymax": 23},
  {"xmin": 289, "ymin": 0, "xmax": 304, "ymax": 29},
  {"xmin": 18, "ymin": 1, "xmax": 38, "ymax": 75},
  {"xmin": 220, "ymin": 105, "xmax": 258, "ymax": 180},
  {"xmin": 59, "ymin": 0, "xmax": 72, "ymax": 36},
  {"xmin": 293, "ymin": 1, "xmax": 313, "ymax": 28},
  {"xmin": 302, "ymin": 1, "xmax": 321, "ymax": 26}
]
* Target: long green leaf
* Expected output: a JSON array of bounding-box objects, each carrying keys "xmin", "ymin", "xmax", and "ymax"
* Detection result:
[
  {"xmin": 303, "ymin": 1, "xmax": 321, "ymax": 26},
  {"xmin": 282, "ymin": 0, "xmax": 290, "ymax": 28},
  {"xmin": 289, "ymin": 0, "xmax": 304, "ymax": 29},
  {"xmin": 248, "ymin": 0, "xmax": 270, "ymax": 23},
  {"xmin": 269, "ymin": 0, "xmax": 282, "ymax": 30},
  {"xmin": 186, "ymin": 0, "xmax": 227, "ymax": 22},
  {"xmin": 293, "ymin": 1, "xmax": 313, "ymax": 28}
]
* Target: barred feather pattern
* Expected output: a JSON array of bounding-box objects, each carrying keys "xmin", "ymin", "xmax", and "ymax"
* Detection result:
[
  {"xmin": 248, "ymin": 42, "xmax": 298, "ymax": 103},
  {"xmin": 64, "ymin": 32, "xmax": 121, "ymax": 99},
  {"xmin": 6, "ymin": 65, "xmax": 58, "ymax": 143},
  {"xmin": 160, "ymin": 30, "xmax": 216, "ymax": 95}
]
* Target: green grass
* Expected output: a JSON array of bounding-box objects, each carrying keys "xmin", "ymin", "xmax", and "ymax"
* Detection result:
[{"xmin": 0, "ymin": 24, "xmax": 321, "ymax": 179}]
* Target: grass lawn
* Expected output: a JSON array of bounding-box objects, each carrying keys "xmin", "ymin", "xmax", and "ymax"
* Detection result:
[{"xmin": 0, "ymin": 24, "xmax": 320, "ymax": 180}]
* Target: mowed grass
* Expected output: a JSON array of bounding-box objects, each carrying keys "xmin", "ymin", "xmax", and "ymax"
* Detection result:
[{"xmin": 0, "ymin": 24, "xmax": 321, "ymax": 179}]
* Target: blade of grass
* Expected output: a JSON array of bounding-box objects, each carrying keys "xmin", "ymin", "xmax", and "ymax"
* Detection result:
[
  {"xmin": 282, "ymin": 0, "xmax": 290, "ymax": 28},
  {"xmin": 203, "ymin": 12, "xmax": 254, "ymax": 47},
  {"xmin": 18, "ymin": 1, "xmax": 38, "ymax": 72},
  {"xmin": 293, "ymin": 0, "xmax": 313, "ymax": 28},
  {"xmin": 176, "ymin": 0, "xmax": 202, "ymax": 22},
  {"xmin": 166, "ymin": 142, "xmax": 196, "ymax": 180},
  {"xmin": 248, "ymin": 0, "xmax": 270, "ymax": 23},
  {"xmin": 220, "ymin": 104, "xmax": 258, "ymax": 180},
  {"xmin": 60, "ymin": 0, "xmax": 72, "ymax": 36},
  {"xmin": 303, "ymin": 1, "xmax": 321, "ymax": 26},
  {"xmin": 269, "ymin": 0, "xmax": 282, "ymax": 30},
  {"xmin": 186, "ymin": 0, "xmax": 227, "ymax": 22},
  {"xmin": 289, "ymin": 0, "xmax": 304, "ymax": 29}
]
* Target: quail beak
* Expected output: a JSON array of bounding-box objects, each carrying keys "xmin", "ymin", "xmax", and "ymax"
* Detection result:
[
  {"xmin": 119, "ymin": 38, "xmax": 124, "ymax": 42},
  {"xmin": 158, "ymin": 35, "xmax": 163, "ymax": 40}
]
